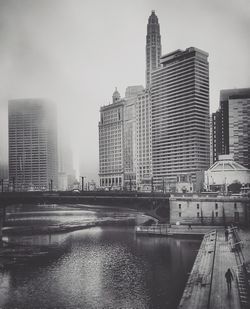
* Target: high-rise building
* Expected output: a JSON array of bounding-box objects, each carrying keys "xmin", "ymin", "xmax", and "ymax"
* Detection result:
[
  {"xmin": 151, "ymin": 47, "xmax": 210, "ymax": 188},
  {"xmin": 99, "ymin": 89, "xmax": 124, "ymax": 188},
  {"xmin": 146, "ymin": 10, "xmax": 162, "ymax": 88},
  {"xmin": 133, "ymin": 10, "xmax": 161, "ymax": 191},
  {"xmin": 136, "ymin": 89, "xmax": 152, "ymax": 190},
  {"xmin": 8, "ymin": 99, "xmax": 58, "ymax": 191},
  {"xmin": 99, "ymin": 87, "xmax": 143, "ymax": 190},
  {"xmin": 212, "ymin": 88, "xmax": 250, "ymax": 169},
  {"xmin": 124, "ymin": 86, "xmax": 143, "ymax": 190}
]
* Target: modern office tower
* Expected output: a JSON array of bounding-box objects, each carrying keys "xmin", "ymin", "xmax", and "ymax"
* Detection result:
[
  {"xmin": 146, "ymin": 10, "xmax": 162, "ymax": 88},
  {"xmin": 209, "ymin": 116, "xmax": 214, "ymax": 166},
  {"xmin": 123, "ymin": 86, "xmax": 143, "ymax": 190},
  {"xmin": 211, "ymin": 112, "xmax": 219, "ymax": 164},
  {"xmin": 151, "ymin": 47, "xmax": 210, "ymax": 189},
  {"xmin": 212, "ymin": 88, "xmax": 250, "ymax": 169},
  {"xmin": 136, "ymin": 89, "xmax": 152, "ymax": 191},
  {"xmin": 99, "ymin": 89, "xmax": 124, "ymax": 188},
  {"xmin": 8, "ymin": 99, "xmax": 58, "ymax": 191}
]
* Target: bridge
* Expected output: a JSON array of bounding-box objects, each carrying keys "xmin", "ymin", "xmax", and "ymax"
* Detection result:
[{"xmin": 0, "ymin": 191, "xmax": 170, "ymax": 243}]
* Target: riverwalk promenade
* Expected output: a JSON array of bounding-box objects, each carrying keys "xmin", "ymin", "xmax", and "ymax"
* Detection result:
[
  {"xmin": 178, "ymin": 228, "xmax": 250, "ymax": 309},
  {"xmin": 135, "ymin": 224, "xmax": 250, "ymax": 308}
]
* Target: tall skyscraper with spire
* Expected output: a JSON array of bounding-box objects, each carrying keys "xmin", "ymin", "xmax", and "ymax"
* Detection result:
[{"xmin": 146, "ymin": 10, "xmax": 162, "ymax": 88}]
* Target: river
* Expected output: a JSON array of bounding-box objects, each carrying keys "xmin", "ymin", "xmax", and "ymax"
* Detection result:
[{"xmin": 0, "ymin": 204, "xmax": 200, "ymax": 309}]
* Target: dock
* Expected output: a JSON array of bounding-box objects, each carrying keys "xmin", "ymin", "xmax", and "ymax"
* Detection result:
[
  {"xmin": 135, "ymin": 224, "xmax": 219, "ymax": 237},
  {"xmin": 178, "ymin": 227, "xmax": 250, "ymax": 309}
]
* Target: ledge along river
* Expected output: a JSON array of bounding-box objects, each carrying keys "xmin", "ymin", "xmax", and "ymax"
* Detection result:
[{"xmin": 0, "ymin": 204, "xmax": 200, "ymax": 309}]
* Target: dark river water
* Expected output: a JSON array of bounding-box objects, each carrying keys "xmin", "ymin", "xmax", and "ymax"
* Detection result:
[{"xmin": 0, "ymin": 205, "xmax": 200, "ymax": 309}]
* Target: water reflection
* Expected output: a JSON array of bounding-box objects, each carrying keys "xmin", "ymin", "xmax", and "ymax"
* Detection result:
[
  {"xmin": 0, "ymin": 227, "xmax": 200, "ymax": 309},
  {"xmin": 4, "ymin": 233, "xmax": 69, "ymax": 247},
  {"xmin": 6, "ymin": 204, "xmax": 148, "ymax": 226}
]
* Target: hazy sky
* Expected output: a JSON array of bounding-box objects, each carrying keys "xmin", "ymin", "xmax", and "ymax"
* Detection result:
[{"xmin": 0, "ymin": 0, "xmax": 249, "ymax": 181}]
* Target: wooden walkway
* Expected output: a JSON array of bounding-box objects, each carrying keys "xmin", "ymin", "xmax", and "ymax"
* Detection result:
[
  {"xmin": 178, "ymin": 229, "xmax": 249, "ymax": 309},
  {"xmin": 178, "ymin": 230, "xmax": 217, "ymax": 308},
  {"xmin": 209, "ymin": 231, "xmax": 241, "ymax": 309}
]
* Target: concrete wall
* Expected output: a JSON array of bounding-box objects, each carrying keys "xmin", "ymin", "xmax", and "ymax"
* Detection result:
[{"xmin": 170, "ymin": 194, "xmax": 250, "ymax": 226}]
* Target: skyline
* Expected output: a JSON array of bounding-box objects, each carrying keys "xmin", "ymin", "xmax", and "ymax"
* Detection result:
[{"xmin": 0, "ymin": 0, "xmax": 249, "ymax": 181}]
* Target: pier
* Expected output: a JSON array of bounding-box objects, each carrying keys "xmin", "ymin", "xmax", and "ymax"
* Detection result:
[{"xmin": 135, "ymin": 224, "xmax": 219, "ymax": 237}]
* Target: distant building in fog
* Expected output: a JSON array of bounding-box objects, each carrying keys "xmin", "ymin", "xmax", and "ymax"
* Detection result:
[
  {"xmin": 58, "ymin": 134, "xmax": 76, "ymax": 190},
  {"xmin": 151, "ymin": 47, "xmax": 210, "ymax": 189},
  {"xmin": 212, "ymin": 88, "xmax": 250, "ymax": 169},
  {"xmin": 0, "ymin": 161, "xmax": 8, "ymax": 180},
  {"xmin": 8, "ymin": 99, "xmax": 58, "ymax": 191}
]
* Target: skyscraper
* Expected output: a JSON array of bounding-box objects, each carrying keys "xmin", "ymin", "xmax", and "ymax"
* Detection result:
[
  {"xmin": 8, "ymin": 99, "xmax": 58, "ymax": 191},
  {"xmin": 212, "ymin": 88, "xmax": 250, "ymax": 169},
  {"xmin": 99, "ymin": 86, "xmax": 143, "ymax": 190},
  {"xmin": 134, "ymin": 10, "xmax": 161, "ymax": 190},
  {"xmin": 146, "ymin": 10, "xmax": 162, "ymax": 88},
  {"xmin": 136, "ymin": 89, "xmax": 152, "ymax": 190},
  {"xmin": 99, "ymin": 89, "xmax": 124, "ymax": 188},
  {"xmin": 124, "ymin": 86, "xmax": 144, "ymax": 190},
  {"xmin": 151, "ymin": 47, "xmax": 210, "ymax": 188}
]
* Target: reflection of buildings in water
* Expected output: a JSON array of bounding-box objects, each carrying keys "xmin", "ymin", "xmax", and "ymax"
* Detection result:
[
  {"xmin": 171, "ymin": 239, "xmax": 200, "ymax": 275},
  {"xmin": 135, "ymin": 236, "xmax": 200, "ymax": 278},
  {"xmin": 0, "ymin": 272, "xmax": 10, "ymax": 306},
  {"xmin": 5, "ymin": 233, "xmax": 69, "ymax": 247}
]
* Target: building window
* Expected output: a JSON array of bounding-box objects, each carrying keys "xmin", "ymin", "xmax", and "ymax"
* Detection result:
[
  {"xmin": 234, "ymin": 203, "xmax": 237, "ymax": 209},
  {"xmin": 179, "ymin": 212, "xmax": 181, "ymax": 217},
  {"xmin": 215, "ymin": 203, "xmax": 218, "ymax": 210},
  {"xmin": 197, "ymin": 204, "xmax": 199, "ymax": 209},
  {"xmin": 179, "ymin": 204, "xmax": 181, "ymax": 209},
  {"xmin": 197, "ymin": 212, "xmax": 200, "ymax": 218},
  {"xmin": 215, "ymin": 212, "xmax": 218, "ymax": 217}
]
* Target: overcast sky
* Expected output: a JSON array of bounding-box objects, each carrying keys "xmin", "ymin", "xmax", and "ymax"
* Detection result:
[{"xmin": 0, "ymin": 0, "xmax": 249, "ymax": 181}]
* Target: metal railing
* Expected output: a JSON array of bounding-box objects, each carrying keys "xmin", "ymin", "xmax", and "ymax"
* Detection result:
[{"xmin": 230, "ymin": 226, "xmax": 250, "ymax": 307}]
